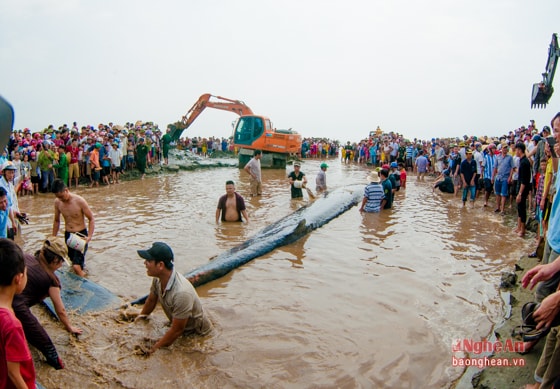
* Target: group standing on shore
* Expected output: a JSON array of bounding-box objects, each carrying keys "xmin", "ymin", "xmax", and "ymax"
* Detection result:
[{"xmin": 5, "ymin": 122, "xmax": 239, "ymax": 196}]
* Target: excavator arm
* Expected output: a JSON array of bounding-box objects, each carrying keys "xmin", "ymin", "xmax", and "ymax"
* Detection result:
[
  {"xmin": 170, "ymin": 93, "xmax": 254, "ymax": 140},
  {"xmin": 531, "ymin": 33, "xmax": 560, "ymax": 109}
]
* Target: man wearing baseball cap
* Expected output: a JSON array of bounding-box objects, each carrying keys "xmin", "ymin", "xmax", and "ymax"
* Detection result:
[
  {"xmin": 0, "ymin": 161, "xmax": 24, "ymax": 239},
  {"xmin": 288, "ymin": 162, "xmax": 307, "ymax": 199},
  {"xmin": 136, "ymin": 242, "xmax": 212, "ymax": 354}
]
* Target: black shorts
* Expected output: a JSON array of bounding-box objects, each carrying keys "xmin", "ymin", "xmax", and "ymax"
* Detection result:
[
  {"xmin": 65, "ymin": 229, "xmax": 88, "ymax": 269},
  {"xmin": 474, "ymin": 174, "xmax": 482, "ymax": 190},
  {"xmin": 101, "ymin": 166, "xmax": 111, "ymax": 177},
  {"xmin": 31, "ymin": 176, "xmax": 40, "ymax": 184},
  {"xmin": 477, "ymin": 176, "xmax": 484, "ymax": 190},
  {"xmin": 484, "ymin": 178, "xmax": 493, "ymax": 193},
  {"xmin": 510, "ymin": 180, "xmax": 519, "ymax": 197}
]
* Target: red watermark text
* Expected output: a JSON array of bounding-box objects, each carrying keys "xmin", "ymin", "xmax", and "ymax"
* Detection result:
[
  {"xmin": 452, "ymin": 338, "xmax": 525, "ymax": 354},
  {"xmin": 451, "ymin": 338, "xmax": 526, "ymax": 369}
]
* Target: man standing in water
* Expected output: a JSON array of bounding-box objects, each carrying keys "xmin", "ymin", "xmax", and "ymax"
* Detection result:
[
  {"xmin": 51, "ymin": 179, "xmax": 95, "ymax": 277},
  {"xmin": 244, "ymin": 149, "xmax": 262, "ymax": 196},
  {"xmin": 415, "ymin": 150, "xmax": 429, "ymax": 181},
  {"xmin": 315, "ymin": 162, "xmax": 328, "ymax": 193},
  {"xmin": 359, "ymin": 170, "xmax": 385, "ymax": 213},
  {"xmin": 288, "ymin": 162, "xmax": 307, "ymax": 199},
  {"xmin": 460, "ymin": 148, "xmax": 477, "ymax": 207},
  {"xmin": 135, "ymin": 242, "xmax": 213, "ymax": 355},
  {"xmin": 136, "ymin": 137, "xmax": 150, "ymax": 180},
  {"xmin": 161, "ymin": 127, "xmax": 173, "ymax": 165},
  {"xmin": 216, "ymin": 180, "xmax": 249, "ymax": 223}
]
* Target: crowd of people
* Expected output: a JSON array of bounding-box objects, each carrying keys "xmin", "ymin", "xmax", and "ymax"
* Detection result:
[
  {"xmin": 352, "ymin": 117, "xmax": 560, "ymax": 389},
  {"xmin": 3, "ymin": 122, "xmax": 238, "ymax": 195},
  {"xmin": 354, "ymin": 123, "xmax": 557, "ymax": 242}
]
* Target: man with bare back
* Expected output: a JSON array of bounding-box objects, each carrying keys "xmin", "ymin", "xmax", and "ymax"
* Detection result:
[
  {"xmin": 215, "ymin": 180, "xmax": 249, "ymax": 223},
  {"xmin": 51, "ymin": 179, "xmax": 95, "ymax": 277}
]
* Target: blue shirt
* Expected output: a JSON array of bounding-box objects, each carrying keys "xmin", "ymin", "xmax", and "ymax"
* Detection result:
[
  {"xmin": 494, "ymin": 154, "xmax": 513, "ymax": 181},
  {"xmin": 0, "ymin": 208, "xmax": 8, "ymax": 238},
  {"xmin": 483, "ymin": 152, "xmax": 495, "ymax": 179},
  {"xmin": 547, "ymin": 172, "xmax": 560, "ymax": 252}
]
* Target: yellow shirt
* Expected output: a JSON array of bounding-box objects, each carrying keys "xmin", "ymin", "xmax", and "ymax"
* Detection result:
[{"xmin": 545, "ymin": 158, "xmax": 554, "ymax": 200}]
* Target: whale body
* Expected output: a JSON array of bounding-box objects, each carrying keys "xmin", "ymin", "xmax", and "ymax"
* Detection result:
[{"xmin": 132, "ymin": 185, "xmax": 363, "ymax": 305}]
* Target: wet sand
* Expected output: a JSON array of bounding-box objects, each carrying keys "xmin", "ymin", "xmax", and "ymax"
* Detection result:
[{"xmin": 17, "ymin": 157, "xmax": 534, "ymax": 388}]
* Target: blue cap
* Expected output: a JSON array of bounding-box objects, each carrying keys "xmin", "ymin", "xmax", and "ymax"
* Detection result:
[{"xmin": 390, "ymin": 162, "xmax": 398, "ymax": 168}]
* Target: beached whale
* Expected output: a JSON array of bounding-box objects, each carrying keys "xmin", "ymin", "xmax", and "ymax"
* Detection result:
[
  {"xmin": 132, "ymin": 184, "xmax": 363, "ymax": 305},
  {"xmin": 49, "ymin": 185, "xmax": 362, "ymax": 310}
]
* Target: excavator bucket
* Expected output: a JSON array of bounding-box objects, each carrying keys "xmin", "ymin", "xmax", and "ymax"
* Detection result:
[{"xmin": 531, "ymin": 82, "xmax": 554, "ymax": 109}]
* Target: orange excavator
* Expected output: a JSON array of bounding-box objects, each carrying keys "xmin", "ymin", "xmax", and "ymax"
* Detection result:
[
  {"xmin": 169, "ymin": 93, "xmax": 301, "ymax": 168},
  {"xmin": 531, "ymin": 33, "xmax": 559, "ymax": 108}
]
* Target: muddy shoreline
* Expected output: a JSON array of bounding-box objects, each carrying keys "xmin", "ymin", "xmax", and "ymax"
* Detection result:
[{"xmin": 466, "ymin": 252, "xmax": 543, "ymax": 389}]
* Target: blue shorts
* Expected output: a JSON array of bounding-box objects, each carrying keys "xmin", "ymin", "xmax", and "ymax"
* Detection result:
[{"xmin": 494, "ymin": 179, "xmax": 509, "ymax": 197}]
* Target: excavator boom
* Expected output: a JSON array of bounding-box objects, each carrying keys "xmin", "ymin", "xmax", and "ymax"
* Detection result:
[
  {"xmin": 170, "ymin": 93, "xmax": 253, "ymax": 140},
  {"xmin": 531, "ymin": 33, "xmax": 560, "ymax": 109}
]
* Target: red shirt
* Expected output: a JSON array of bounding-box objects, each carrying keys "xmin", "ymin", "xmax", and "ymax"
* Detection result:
[
  {"xmin": 400, "ymin": 169, "xmax": 407, "ymax": 184},
  {"xmin": 0, "ymin": 308, "xmax": 36, "ymax": 389},
  {"xmin": 66, "ymin": 146, "xmax": 80, "ymax": 164},
  {"xmin": 53, "ymin": 138, "xmax": 65, "ymax": 149}
]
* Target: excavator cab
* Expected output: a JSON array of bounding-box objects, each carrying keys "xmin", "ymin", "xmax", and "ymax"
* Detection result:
[
  {"xmin": 234, "ymin": 116, "xmax": 265, "ymax": 145},
  {"xmin": 531, "ymin": 33, "xmax": 559, "ymax": 109}
]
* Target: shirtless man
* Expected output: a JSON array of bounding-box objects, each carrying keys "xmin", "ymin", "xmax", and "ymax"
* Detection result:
[
  {"xmin": 51, "ymin": 179, "xmax": 95, "ymax": 277},
  {"xmin": 215, "ymin": 180, "xmax": 249, "ymax": 223}
]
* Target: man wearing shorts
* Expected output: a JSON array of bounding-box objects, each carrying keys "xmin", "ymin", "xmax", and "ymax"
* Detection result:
[
  {"xmin": 51, "ymin": 179, "xmax": 95, "ymax": 277},
  {"xmin": 493, "ymin": 144, "xmax": 514, "ymax": 215},
  {"xmin": 66, "ymin": 138, "xmax": 80, "ymax": 188}
]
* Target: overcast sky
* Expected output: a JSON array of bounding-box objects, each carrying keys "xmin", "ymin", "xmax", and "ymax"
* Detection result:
[{"xmin": 1, "ymin": 0, "xmax": 559, "ymax": 142}]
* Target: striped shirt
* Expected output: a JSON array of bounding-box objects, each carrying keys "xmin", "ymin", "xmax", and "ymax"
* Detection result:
[
  {"xmin": 406, "ymin": 146, "xmax": 414, "ymax": 158},
  {"xmin": 483, "ymin": 152, "xmax": 495, "ymax": 179},
  {"xmin": 363, "ymin": 183, "xmax": 385, "ymax": 213}
]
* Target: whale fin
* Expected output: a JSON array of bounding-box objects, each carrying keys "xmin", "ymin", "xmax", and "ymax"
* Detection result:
[{"xmin": 294, "ymin": 218, "xmax": 308, "ymax": 235}]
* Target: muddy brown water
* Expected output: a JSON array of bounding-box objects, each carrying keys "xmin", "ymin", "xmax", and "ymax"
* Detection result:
[{"xmin": 18, "ymin": 158, "xmax": 531, "ymax": 388}]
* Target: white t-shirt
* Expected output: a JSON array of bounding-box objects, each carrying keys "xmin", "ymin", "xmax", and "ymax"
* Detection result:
[
  {"xmin": 245, "ymin": 157, "xmax": 261, "ymax": 181},
  {"xmin": 473, "ymin": 151, "xmax": 484, "ymax": 174}
]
